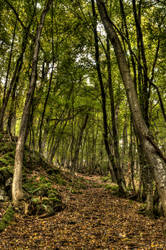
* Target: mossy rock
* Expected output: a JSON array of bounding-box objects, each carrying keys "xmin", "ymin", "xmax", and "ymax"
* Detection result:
[
  {"xmin": 0, "ymin": 133, "xmax": 64, "ymax": 218},
  {"xmin": 23, "ymin": 176, "xmax": 63, "ymax": 217},
  {"xmin": 26, "ymin": 195, "xmax": 63, "ymax": 217},
  {"xmin": 0, "ymin": 205, "xmax": 15, "ymax": 232}
]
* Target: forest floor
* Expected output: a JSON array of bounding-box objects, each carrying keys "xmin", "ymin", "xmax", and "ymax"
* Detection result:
[{"xmin": 0, "ymin": 173, "xmax": 166, "ymax": 249}]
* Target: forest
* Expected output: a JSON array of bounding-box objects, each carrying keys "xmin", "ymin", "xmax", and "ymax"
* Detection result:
[{"xmin": 0, "ymin": 0, "xmax": 166, "ymax": 248}]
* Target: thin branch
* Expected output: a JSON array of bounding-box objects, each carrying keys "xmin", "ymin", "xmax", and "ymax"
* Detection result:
[
  {"xmin": 4, "ymin": 0, "xmax": 26, "ymax": 29},
  {"xmin": 150, "ymin": 39, "xmax": 160, "ymax": 83},
  {"xmin": 150, "ymin": 82, "xmax": 166, "ymax": 122}
]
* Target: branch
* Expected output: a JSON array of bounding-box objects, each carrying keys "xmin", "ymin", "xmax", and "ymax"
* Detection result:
[
  {"xmin": 48, "ymin": 106, "xmax": 90, "ymax": 122},
  {"xmin": 150, "ymin": 82, "xmax": 166, "ymax": 122},
  {"xmin": 4, "ymin": 0, "xmax": 26, "ymax": 30},
  {"xmin": 150, "ymin": 39, "xmax": 160, "ymax": 83},
  {"xmin": 146, "ymin": 135, "xmax": 166, "ymax": 163}
]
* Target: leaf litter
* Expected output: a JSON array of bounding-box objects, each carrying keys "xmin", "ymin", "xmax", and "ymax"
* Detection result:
[{"xmin": 0, "ymin": 174, "xmax": 166, "ymax": 249}]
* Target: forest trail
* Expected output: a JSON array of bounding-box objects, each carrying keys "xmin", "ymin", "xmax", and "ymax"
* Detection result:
[{"xmin": 0, "ymin": 175, "xmax": 166, "ymax": 249}]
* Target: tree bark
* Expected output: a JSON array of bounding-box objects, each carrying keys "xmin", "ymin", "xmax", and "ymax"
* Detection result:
[
  {"xmin": 0, "ymin": 8, "xmax": 36, "ymax": 131},
  {"xmin": 12, "ymin": 0, "xmax": 53, "ymax": 206},
  {"xmin": 96, "ymin": 0, "xmax": 166, "ymax": 215},
  {"xmin": 106, "ymin": 37, "xmax": 125, "ymax": 187},
  {"xmin": 39, "ymin": 5, "xmax": 55, "ymax": 154},
  {"xmin": 91, "ymin": 0, "xmax": 125, "ymax": 194},
  {"xmin": 72, "ymin": 113, "xmax": 89, "ymax": 173}
]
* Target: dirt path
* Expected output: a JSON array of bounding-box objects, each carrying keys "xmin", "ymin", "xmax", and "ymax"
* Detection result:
[{"xmin": 0, "ymin": 177, "xmax": 166, "ymax": 249}]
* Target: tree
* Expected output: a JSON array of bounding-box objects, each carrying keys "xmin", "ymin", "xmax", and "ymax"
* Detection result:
[
  {"xmin": 96, "ymin": 0, "xmax": 166, "ymax": 215},
  {"xmin": 12, "ymin": 0, "xmax": 53, "ymax": 206}
]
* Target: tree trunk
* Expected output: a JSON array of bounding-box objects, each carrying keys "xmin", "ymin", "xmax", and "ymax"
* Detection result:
[
  {"xmin": 0, "ymin": 10, "xmax": 35, "ymax": 131},
  {"xmin": 96, "ymin": 0, "xmax": 166, "ymax": 215},
  {"xmin": 72, "ymin": 113, "xmax": 89, "ymax": 173},
  {"xmin": 3, "ymin": 19, "xmax": 17, "ymax": 109},
  {"xmin": 12, "ymin": 0, "xmax": 53, "ymax": 206},
  {"xmin": 48, "ymin": 121, "xmax": 68, "ymax": 164},
  {"xmin": 106, "ymin": 37, "xmax": 125, "ymax": 187},
  {"xmin": 128, "ymin": 117, "xmax": 136, "ymax": 193},
  {"xmin": 39, "ymin": 6, "xmax": 55, "ymax": 155},
  {"xmin": 91, "ymin": 0, "xmax": 125, "ymax": 194}
]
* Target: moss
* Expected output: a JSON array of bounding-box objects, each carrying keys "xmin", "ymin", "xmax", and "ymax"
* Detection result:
[
  {"xmin": 0, "ymin": 133, "xmax": 64, "ymax": 217},
  {"xmin": 27, "ymin": 194, "xmax": 63, "ymax": 216},
  {"xmin": 102, "ymin": 176, "xmax": 111, "ymax": 182},
  {"xmin": 0, "ymin": 143, "xmax": 15, "ymax": 154},
  {"xmin": 0, "ymin": 158, "xmax": 10, "ymax": 165},
  {"xmin": 23, "ymin": 175, "xmax": 63, "ymax": 216},
  {"xmin": 55, "ymin": 174, "xmax": 66, "ymax": 185},
  {"xmin": 71, "ymin": 189, "xmax": 83, "ymax": 194},
  {"xmin": 0, "ymin": 205, "xmax": 15, "ymax": 232},
  {"xmin": 105, "ymin": 184, "xmax": 119, "ymax": 192},
  {"xmin": 0, "ymin": 133, "xmax": 4, "ymax": 140},
  {"xmin": 0, "ymin": 152, "xmax": 14, "ymax": 166},
  {"xmin": 0, "ymin": 166, "xmax": 13, "ymax": 178},
  {"xmin": 31, "ymin": 197, "xmax": 41, "ymax": 203},
  {"xmin": 74, "ymin": 182, "xmax": 87, "ymax": 190},
  {"xmin": 24, "ymin": 176, "xmax": 53, "ymax": 195}
]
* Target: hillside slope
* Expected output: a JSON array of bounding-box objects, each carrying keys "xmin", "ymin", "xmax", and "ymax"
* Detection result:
[
  {"xmin": 0, "ymin": 176, "xmax": 166, "ymax": 248},
  {"xmin": 0, "ymin": 132, "xmax": 89, "ymax": 227},
  {"xmin": 0, "ymin": 132, "xmax": 166, "ymax": 248}
]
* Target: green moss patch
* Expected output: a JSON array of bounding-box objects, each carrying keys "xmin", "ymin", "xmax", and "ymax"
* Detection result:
[
  {"xmin": 0, "ymin": 133, "xmax": 65, "ymax": 219},
  {"xmin": 104, "ymin": 184, "xmax": 119, "ymax": 194},
  {"xmin": 27, "ymin": 195, "xmax": 63, "ymax": 217},
  {"xmin": 0, "ymin": 205, "xmax": 15, "ymax": 232},
  {"xmin": 23, "ymin": 176, "xmax": 63, "ymax": 216}
]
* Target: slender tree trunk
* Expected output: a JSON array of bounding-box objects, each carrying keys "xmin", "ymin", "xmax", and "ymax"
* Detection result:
[
  {"xmin": 3, "ymin": 19, "xmax": 17, "ymax": 106},
  {"xmin": 72, "ymin": 113, "xmax": 89, "ymax": 173},
  {"xmin": 12, "ymin": 0, "xmax": 53, "ymax": 206},
  {"xmin": 132, "ymin": 0, "xmax": 149, "ymax": 126},
  {"xmin": 132, "ymin": 0, "xmax": 155, "ymax": 212},
  {"xmin": 91, "ymin": 0, "xmax": 125, "ymax": 194},
  {"xmin": 39, "ymin": 4, "xmax": 55, "ymax": 154},
  {"xmin": 96, "ymin": 0, "xmax": 166, "ymax": 215},
  {"xmin": 106, "ymin": 37, "xmax": 125, "ymax": 186},
  {"xmin": 48, "ymin": 120, "xmax": 68, "ymax": 164},
  {"xmin": 0, "ymin": 10, "xmax": 35, "ymax": 131},
  {"xmin": 7, "ymin": 76, "xmax": 18, "ymax": 138},
  {"xmin": 128, "ymin": 117, "xmax": 136, "ymax": 193}
]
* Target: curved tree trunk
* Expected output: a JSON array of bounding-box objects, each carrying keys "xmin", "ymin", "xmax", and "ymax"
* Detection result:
[
  {"xmin": 12, "ymin": 0, "xmax": 53, "ymax": 206},
  {"xmin": 96, "ymin": 0, "xmax": 166, "ymax": 215}
]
